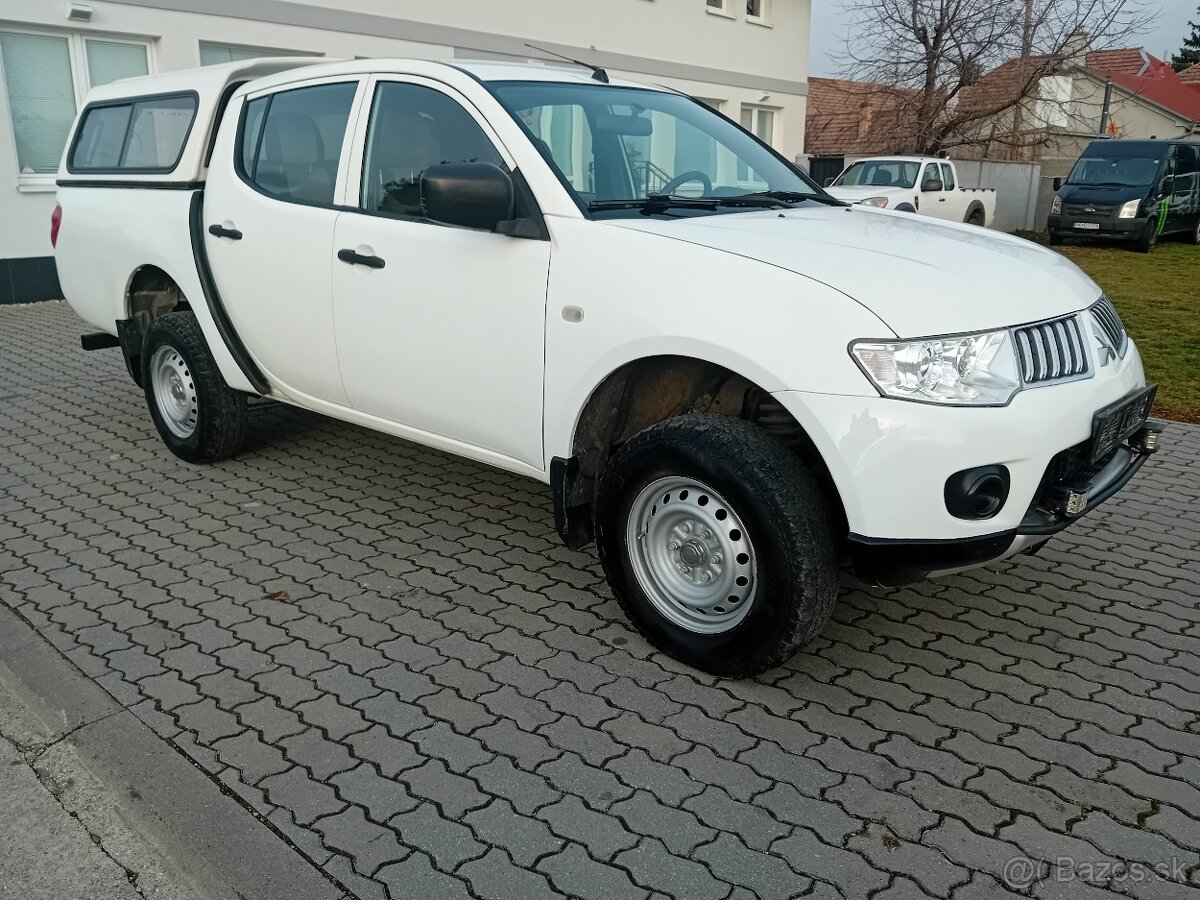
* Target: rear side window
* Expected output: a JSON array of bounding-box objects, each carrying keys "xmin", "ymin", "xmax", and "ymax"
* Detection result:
[
  {"xmin": 940, "ymin": 163, "xmax": 955, "ymax": 190},
  {"xmin": 239, "ymin": 82, "xmax": 357, "ymax": 206},
  {"xmin": 69, "ymin": 92, "xmax": 197, "ymax": 172}
]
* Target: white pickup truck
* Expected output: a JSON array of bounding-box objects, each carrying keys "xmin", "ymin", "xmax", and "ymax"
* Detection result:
[
  {"xmin": 826, "ymin": 156, "xmax": 997, "ymax": 226},
  {"xmin": 54, "ymin": 58, "xmax": 1160, "ymax": 676}
]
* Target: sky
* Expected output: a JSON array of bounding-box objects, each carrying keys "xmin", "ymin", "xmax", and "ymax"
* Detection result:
[{"xmin": 808, "ymin": 0, "xmax": 1196, "ymax": 78}]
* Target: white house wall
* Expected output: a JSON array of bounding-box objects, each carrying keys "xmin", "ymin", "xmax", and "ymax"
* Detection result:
[{"xmin": 0, "ymin": 0, "xmax": 810, "ymax": 284}]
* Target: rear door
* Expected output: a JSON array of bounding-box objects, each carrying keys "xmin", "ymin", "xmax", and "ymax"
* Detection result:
[{"xmin": 204, "ymin": 76, "xmax": 365, "ymax": 403}]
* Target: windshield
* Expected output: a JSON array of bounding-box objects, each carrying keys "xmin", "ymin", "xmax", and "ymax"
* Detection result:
[
  {"xmin": 1067, "ymin": 156, "xmax": 1163, "ymax": 187},
  {"xmin": 833, "ymin": 159, "xmax": 919, "ymax": 189},
  {"xmin": 490, "ymin": 81, "xmax": 820, "ymax": 213}
]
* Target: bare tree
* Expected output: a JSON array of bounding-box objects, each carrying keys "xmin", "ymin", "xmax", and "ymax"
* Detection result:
[{"xmin": 833, "ymin": 0, "xmax": 1154, "ymax": 156}]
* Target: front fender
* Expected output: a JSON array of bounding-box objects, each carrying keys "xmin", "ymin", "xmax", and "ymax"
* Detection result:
[{"xmin": 542, "ymin": 218, "xmax": 887, "ymax": 466}]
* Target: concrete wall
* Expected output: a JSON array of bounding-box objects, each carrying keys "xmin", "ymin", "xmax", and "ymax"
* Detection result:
[{"xmin": 0, "ymin": 0, "xmax": 810, "ymax": 279}]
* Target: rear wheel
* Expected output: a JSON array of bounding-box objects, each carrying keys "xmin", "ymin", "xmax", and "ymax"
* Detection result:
[
  {"xmin": 1191, "ymin": 215, "xmax": 1200, "ymax": 245},
  {"xmin": 965, "ymin": 207, "xmax": 985, "ymax": 226},
  {"xmin": 595, "ymin": 414, "xmax": 838, "ymax": 678},
  {"xmin": 141, "ymin": 312, "xmax": 247, "ymax": 463}
]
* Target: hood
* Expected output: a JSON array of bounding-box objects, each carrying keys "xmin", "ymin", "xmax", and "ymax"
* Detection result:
[
  {"xmin": 605, "ymin": 205, "xmax": 1101, "ymax": 337},
  {"xmin": 826, "ymin": 184, "xmax": 914, "ymax": 203},
  {"xmin": 1057, "ymin": 182, "xmax": 1151, "ymax": 206}
]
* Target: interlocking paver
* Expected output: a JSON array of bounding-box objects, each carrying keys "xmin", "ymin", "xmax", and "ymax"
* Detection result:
[{"xmin": 4, "ymin": 301, "xmax": 1200, "ymax": 900}]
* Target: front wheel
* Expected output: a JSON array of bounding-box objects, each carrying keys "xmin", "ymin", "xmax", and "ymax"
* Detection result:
[
  {"xmin": 1190, "ymin": 215, "xmax": 1200, "ymax": 245},
  {"xmin": 595, "ymin": 415, "xmax": 838, "ymax": 678},
  {"xmin": 141, "ymin": 312, "xmax": 248, "ymax": 463},
  {"xmin": 1136, "ymin": 222, "xmax": 1157, "ymax": 253}
]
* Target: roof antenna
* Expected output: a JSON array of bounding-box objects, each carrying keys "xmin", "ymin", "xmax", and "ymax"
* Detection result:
[{"xmin": 524, "ymin": 42, "xmax": 609, "ymax": 83}]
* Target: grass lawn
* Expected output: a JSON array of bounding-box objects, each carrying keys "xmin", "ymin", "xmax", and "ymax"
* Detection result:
[{"xmin": 1049, "ymin": 240, "xmax": 1200, "ymax": 423}]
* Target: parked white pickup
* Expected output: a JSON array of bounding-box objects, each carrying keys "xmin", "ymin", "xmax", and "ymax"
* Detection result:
[
  {"xmin": 826, "ymin": 156, "xmax": 997, "ymax": 226},
  {"xmin": 53, "ymin": 59, "xmax": 1157, "ymax": 677}
]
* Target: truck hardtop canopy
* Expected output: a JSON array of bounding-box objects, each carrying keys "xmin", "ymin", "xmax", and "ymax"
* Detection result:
[{"xmin": 58, "ymin": 57, "xmax": 667, "ymax": 185}]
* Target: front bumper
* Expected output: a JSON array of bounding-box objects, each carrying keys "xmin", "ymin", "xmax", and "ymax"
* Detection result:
[
  {"xmin": 848, "ymin": 421, "xmax": 1163, "ymax": 585},
  {"xmin": 1048, "ymin": 214, "xmax": 1148, "ymax": 239}
]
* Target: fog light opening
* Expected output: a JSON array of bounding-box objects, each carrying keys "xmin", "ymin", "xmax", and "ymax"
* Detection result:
[{"xmin": 945, "ymin": 465, "xmax": 1011, "ymax": 521}]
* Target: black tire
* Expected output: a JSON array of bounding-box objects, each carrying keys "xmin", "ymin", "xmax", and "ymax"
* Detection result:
[
  {"xmin": 1190, "ymin": 215, "xmax": 1200, "ymax": 245},
  {"xmin": 1136, "ymin": 222, "xmax": 1156, "ymax": 253},
  {"xmin": 595, "ymin": 414, "xmax": 838, "ymax": 678},
  {"xmin": 140, "ymin": 312, "xmax": 247, "ymax": 463},
  {"xmin": 964, "ymin": 205, "xmax": 985, "ymax": 226},
  {"xmin": 1047, "ymin": 232, "xmax": 1063, "ymax": 246}
]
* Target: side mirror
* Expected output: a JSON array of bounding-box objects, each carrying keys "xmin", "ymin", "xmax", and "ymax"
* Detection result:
[
  {"xmin": 422, "ymin": 162, "xmax": 514, "ymax": 232},
  {"xmin": 824, "ymin": 176, "xmax": 835, "ymax": 187},
  {"xmin": 922, "ymin": 179, "xmax": 944, "ymax": 192},
  {"xmin": 1052, "ymin": 176, "xmax": 1062, "ymax": 191}
]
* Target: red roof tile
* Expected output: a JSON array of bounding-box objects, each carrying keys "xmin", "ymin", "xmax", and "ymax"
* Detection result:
[
  {"xmin": 804, "ymin": 77, "xmax": 917, "ymax": 156},
  {"xmin": 1179, "ymin": 64, "xmax": 1200, "ymax": 84}
]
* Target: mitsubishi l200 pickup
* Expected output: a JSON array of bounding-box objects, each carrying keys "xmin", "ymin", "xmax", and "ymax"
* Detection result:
[{"xmin": 54, "ymin": 58, "xmax": 1163, "ymax": 676}]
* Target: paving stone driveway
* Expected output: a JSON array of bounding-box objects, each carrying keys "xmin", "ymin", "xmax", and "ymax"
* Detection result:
[{"xmin": 2, "ymin": 301, "xmax": 1199, "ymax": 900}]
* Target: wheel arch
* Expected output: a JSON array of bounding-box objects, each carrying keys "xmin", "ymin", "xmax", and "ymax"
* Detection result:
[
  {"xmin": 552, "ymin": 353, "xmax": 848, "ymax": 550},
  {"xmin": 963, "ymin": 200, "xmax": 986, "ymax": 224}
]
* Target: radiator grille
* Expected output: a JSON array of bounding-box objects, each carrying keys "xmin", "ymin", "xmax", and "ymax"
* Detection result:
[
  {"xmin": 1063, "ymin": 202, "xmax": 1116, "ymax": 217},
  {"xmin": 1090, "ymin": 296, "xmax": 1128, "ymax": 357},
  {"xmin": 1013, "ymin": 315, "xmax": 1090, "ymax": 384}
]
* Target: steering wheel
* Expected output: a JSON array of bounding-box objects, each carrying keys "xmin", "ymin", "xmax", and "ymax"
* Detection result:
[{"xmin": 658, "ymin": 170, "xmax": 713, "ymax": 196}]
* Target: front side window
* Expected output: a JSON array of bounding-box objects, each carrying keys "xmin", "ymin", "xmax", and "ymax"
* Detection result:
[
  {"xmin": 491, "ymin": 82, "xmax": 813, "ymax": 215},
  {"xmin": 241, "ymin": 82, "xmax": 357, "ymax": 206},
  {"xmin": 833, "ymin": 159, "xmax": 919, "ymax": 188},
  {"xmin": 921, "ymin": 164, "xmax": 942, "ymax": 188},
  {"xmin": 360, "ymin": 82, "xmax": 504, "ymax": 218},
  {"xmin": 0, "ymin": 29, "xmax": 148, "ymax": 177}
]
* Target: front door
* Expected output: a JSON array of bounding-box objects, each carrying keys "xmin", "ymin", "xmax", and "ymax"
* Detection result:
[
  {"xmin": 332, "ymin": 77, "xmax": 551, "ymax": 470},
  {"xmin": 1166, "ymin": 144, "xmax": 1199, "ymax": 235},
  {"xmin": 205, "ymin": 78, "xmax": 363, "ymax": 403}
]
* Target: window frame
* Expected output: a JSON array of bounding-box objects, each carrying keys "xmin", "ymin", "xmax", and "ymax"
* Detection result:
[
  {"xmin": 343, "ymin": 73, "xmax": 519, "ymax": 228},
  {"xmin": 705, "ymin": 0, "xmax": 735, "ymax": 18},
  {"xmin": 745, "ymin": 0, "xmax": 772, "ymax": 25},
  {"xmin": 66, "ymin": 90, "xmax": 198, "ymax": 175},
  {"xmin": 0, "ymin": 24, "xmax": 152, "ymax": 188},
  {"xmin": 233, "ymin": 75, "xmax": 367, "ymax": 212},
  {"xmin": 939, "ymin": 162, "xmax": 956, "ymax": 190}
]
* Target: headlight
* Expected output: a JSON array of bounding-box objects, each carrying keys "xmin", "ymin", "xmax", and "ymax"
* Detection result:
[
  {"xmin": 1118, "ymin": 199, "xmax": 1140, "ymax": 219},
  {"xmin": 858, "ymin": 196, "xmax": 888, "ymax": 208},
  {"xmin": 1050, "ymin": 195, "xmax": 1062, "ymax": 214},
  {"xmin": 850, "ymin": 331, "xmax": 1021, "ymax": 406}
]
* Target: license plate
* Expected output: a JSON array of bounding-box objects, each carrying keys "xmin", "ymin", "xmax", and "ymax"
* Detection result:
[
  {"xmin": 1073, "ymin": 222, "xmax": 1101, "ymax": 230},
  {"xmin": 1089, "ymin": 385, "xmax": 1156, "ymax": 464}
]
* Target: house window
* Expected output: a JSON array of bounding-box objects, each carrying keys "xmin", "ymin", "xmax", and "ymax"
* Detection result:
[
  {"xmin": 706, "ymin": 0, "xmax": 732, "ymax": 16},
  {"xmin": 746, "ymin": 0, "xmax": 770, "ymax": 23},
  {"xmin": 738, "ymin": 105, "xmax": 775, "ymax": 182},
  {"xmin": 0, "ymin": 28, "xmax": 149, "ymax": 180},
  {"xmin": 199, "ymin": 42, "xmax": 310, "ymax": 66}
]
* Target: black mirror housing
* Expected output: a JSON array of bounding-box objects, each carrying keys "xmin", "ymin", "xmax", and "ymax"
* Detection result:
[
  {"xmin": 922, "ymin": 180, "xmax": 944, "ymax": 192},
  {"xmin": 422, "ymin": 162, "xmax": 514, "ymax": 231},
  {"xmin": 1052, "ymin": 176, "xmax": 1062, "ymax": 192}
]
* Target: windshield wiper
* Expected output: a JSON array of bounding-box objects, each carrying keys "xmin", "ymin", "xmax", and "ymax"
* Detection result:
[
  {"xmin": 588, "ymin": 195, "xmax": 720, "ymax": 213},
  {"xmin": 712, "ymin": 190, "xmax": 846, "ymax": 208}
]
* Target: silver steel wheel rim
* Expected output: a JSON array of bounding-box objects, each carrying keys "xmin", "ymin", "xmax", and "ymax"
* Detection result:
[
  {"xmin": 626, "ymin": 476, "xmax": 757, "ymax": 634},
  {"xmin": 150, "ymin": 345, "xmax": 198, "ymax": 439}
]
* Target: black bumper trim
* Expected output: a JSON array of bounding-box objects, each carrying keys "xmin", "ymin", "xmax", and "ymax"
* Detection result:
[
  {"xmin": 1018, "ymin": 424, "xmax": 1162, "ymax": 536},
  {"xmin": 849, "ymin": 530, "xmax": 1017, "ymax": 587}
]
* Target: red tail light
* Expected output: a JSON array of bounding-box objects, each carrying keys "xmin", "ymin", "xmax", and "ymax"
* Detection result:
[{"xmin": 50, "ymin": 204, "xmax": 62, "ymax": 248}]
